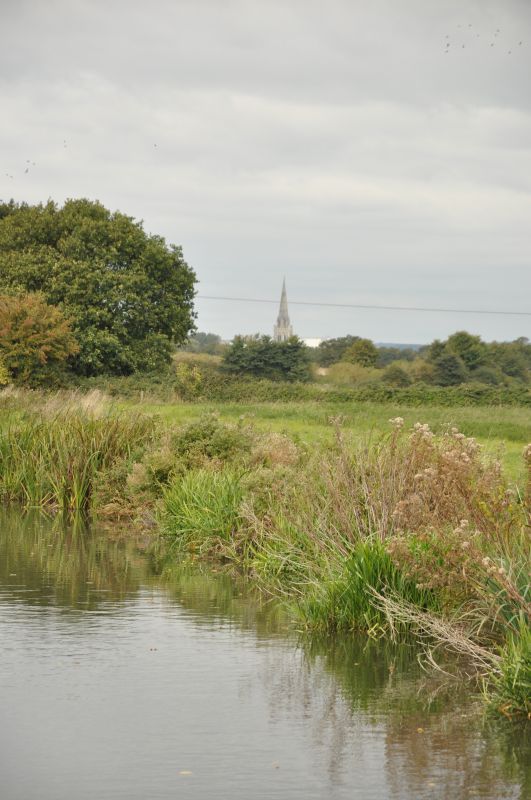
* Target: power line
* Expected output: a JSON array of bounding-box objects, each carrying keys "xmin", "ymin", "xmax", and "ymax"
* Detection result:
[{"xmin": 197, "ymin": 295, "xmax": 531, "ymax": 318}]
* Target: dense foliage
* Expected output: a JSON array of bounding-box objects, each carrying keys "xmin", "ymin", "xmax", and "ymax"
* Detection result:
[
  {"xmin": 182, "ymin": 331, "xmax": 225, "ymax": 355},
  {"xmin": 0, "ymin": 292, "xmax": 79, "ymax": 385},
  {"xmin": 316, "ymin": 335, "xmax": 362, "ymax": 366},
  {"xmin": 222, "ymin": 335, "xmax": 311, "ymax": 381},
  {"xmin": 317, "ymin": 331, "xmax": 530, "ymax": 389},
  {"xmin": 343, "ymin": 337, "xmax": 379, "ymax": 367},
  {"xmin": 0, "ymin": 199, "xmax": 196, "ymax": 376},
  {"xmin": 423, "ymin": 332, "xmax": 531, "ymax": 386}
]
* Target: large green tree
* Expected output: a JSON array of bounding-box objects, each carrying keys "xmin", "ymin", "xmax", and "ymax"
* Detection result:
[
  {"xmin": 343, "ymin": 337, "xmax": 379, "ymax": 367},
  {"xmin": 0, "ymin": 199, "xmax": 196, "ymax": 375},
  {"xmin": 445, "ymin": 331, "xmax": 487, "ymax": 372},
  {"xmin": 223, "ymin": 335, "xmax": 311, "ymax": 381},
  {"xmin": 316, "ymin": 335, "xmax": 360, "ymax": 367}
]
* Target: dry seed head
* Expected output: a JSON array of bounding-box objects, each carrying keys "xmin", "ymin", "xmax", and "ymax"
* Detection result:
[{"xmin": 389, "ymin": 416, "xmax": 404, "ymax": 429}]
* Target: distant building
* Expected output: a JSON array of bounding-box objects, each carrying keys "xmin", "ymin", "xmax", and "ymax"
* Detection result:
[
  {"xmin": 273, "ymin": 279, "xmax": 293, "ymax": 341},
  {"xmin": 303, "ymin": 338, "xmax": 322, "ymax": 348}
]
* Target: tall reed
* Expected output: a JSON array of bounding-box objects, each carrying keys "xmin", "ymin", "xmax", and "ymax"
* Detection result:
[{"xmin": 0, "ymin": 408, "xmax": 155, "ymax": 511}]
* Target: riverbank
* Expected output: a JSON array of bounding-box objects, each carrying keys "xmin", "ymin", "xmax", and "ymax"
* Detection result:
[{"xmin": 0, "ymin": 387, "xmax": 529, "ymax": 718}]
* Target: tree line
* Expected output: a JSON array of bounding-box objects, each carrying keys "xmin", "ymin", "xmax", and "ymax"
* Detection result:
[{"xmin": 186, "ymin": 330, "xmax": 531, "ymax": 387}]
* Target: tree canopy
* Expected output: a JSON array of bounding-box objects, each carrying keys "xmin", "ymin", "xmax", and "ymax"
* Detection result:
[
  {"xmin": 182, "ymin": 331, "xmax": 225, "ymax": 355},
  {"xmin": 343, "ymin": 337, "xmax": 379, "ymax": 367},
  {"xmin": 223, "ymin": 335, "xmax": 311, "ymax": 381},
  {"xmin": 316, "ymin": 335, "xmax": 360, "ymax": 366},
  {"xmin": 0, "ymin": 199, "xmax": 196, "ymax": 375}
]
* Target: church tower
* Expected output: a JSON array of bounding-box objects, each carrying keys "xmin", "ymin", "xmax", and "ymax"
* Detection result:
[{"xmin": 273, "ymin": 279, "xmax": 293, "ymax": 341}]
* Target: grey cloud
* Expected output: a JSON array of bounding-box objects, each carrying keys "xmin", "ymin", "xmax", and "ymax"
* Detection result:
[{"xmin": 1, "ymin": 0, "xmax": 530, "ymax": 342}]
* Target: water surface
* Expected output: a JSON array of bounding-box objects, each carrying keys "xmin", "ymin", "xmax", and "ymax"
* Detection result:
[{"xmin": 0, "ymin": 512, "xmax": 528, "ymax": 799}]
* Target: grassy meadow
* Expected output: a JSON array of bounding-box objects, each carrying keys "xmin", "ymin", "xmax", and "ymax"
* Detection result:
[{"xmin": 119, "ymin": 398, "xmax": 530, "ymax": 482}]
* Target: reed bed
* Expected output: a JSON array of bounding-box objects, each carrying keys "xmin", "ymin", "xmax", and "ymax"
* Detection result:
[{"xmin": 0, "ymin": 402, "xmax": 155, "ymax": 511}]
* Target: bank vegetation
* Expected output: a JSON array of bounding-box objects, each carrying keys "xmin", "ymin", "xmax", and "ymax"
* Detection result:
[{"xmin": 0, "ymin": 387, "xmax": 529, "ymax": 718}]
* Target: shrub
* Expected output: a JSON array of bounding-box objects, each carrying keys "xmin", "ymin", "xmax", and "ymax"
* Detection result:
[
  {"xmin": 171, "ymin": 414, "xmax": 254, "ymax": 468},
  {"xmin": 326, "ymin": 361, "xmax": 380, "ymax": 385},
  {"xmin": 473, "ymin": 366, "xmax": 504, "ymax": 386},
  {"xmin": 432, "ymin": 353, "xmax": 468, "ymax": 386},
  {"xmin": 382, "ymin": 363, "xmax": 412, "ymax": 387}
]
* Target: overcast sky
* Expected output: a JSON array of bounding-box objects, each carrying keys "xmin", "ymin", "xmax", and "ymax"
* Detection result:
[{"xmin": 1, "ymin": 0, "xmax": 530, "ymax": 343}]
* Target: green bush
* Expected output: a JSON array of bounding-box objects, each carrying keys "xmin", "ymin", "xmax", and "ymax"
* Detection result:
[
  {"xmin": 382, "ymin": 363, "xmax": 412, "ymax": 387},
  {"xmin": 171, "ymin": 414, "xmax": 254, "ymax": 467},
  {"xmin": 223, "ymin": 335, "xmax": 311, "ymax": 382}
]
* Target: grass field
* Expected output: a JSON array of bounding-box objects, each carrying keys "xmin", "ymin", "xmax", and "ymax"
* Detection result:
[{"xmin": 121, "ymin": 399, "xmax": 530, "ymax": 483}]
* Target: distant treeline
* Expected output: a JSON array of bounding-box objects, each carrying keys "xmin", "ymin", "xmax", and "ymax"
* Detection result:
[{"xmin": 184, "ymin": 330, "xmax": 531, "ymax": 389}]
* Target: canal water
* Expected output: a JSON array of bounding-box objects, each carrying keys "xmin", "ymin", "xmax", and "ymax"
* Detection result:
[{"xmin": 0, "ymin": 512, "xmax": 529, "ymax": 800}]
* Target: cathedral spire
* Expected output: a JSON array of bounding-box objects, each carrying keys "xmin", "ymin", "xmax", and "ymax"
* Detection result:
[{"xmin": 273, "ymin": 278, "xmax": 293, "ymax": 341}]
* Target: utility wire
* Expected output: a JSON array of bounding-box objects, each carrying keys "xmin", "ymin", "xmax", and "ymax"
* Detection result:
[{"xmin": 197, "ymin": 295, "xmax": 531, "ymax": 318}]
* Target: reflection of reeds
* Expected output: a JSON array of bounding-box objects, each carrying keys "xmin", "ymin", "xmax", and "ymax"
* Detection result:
[{"xmin": 0, "ymin": 510, "xmax": 148, "ymax": 609}]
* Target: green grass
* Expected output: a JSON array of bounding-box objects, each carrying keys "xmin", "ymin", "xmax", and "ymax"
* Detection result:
[
  {"xmin": 161, "ymin": 468, "xmax": 244, "ymax": 555},
  {"xmin": 299, "ymin": 539, "xmax": 440, "ymax": 634},
  {"xmin": 492, "ymin": 620, "xmax": 531, "ymax": 719},
  {"xmin": 120, "ymin": 399, "xmax": 530, "ymax": 482}
]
